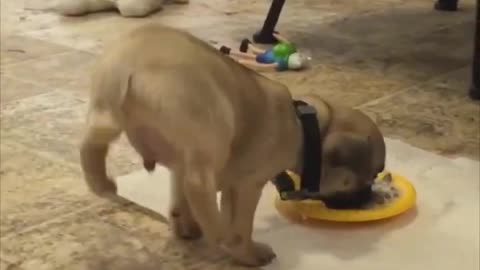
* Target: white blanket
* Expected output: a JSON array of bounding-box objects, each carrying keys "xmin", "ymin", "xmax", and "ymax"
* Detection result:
[{"xmin": 117, "ymin": 138, "xmax": 480, "ymax": 270}]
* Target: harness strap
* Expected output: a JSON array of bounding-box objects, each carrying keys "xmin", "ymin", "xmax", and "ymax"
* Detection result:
[
  {"xmin": 273, "ymin": 100, "xmax": 323, "ymax": 200},
  {"xmin": 294, "ymin": 100, "xmax": 322, "ymax": 192}
]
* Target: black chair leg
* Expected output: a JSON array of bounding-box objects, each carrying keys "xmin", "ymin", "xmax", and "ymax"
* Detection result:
[
  {"xmin": 434, "ymin": 0, "xmax": 459, "ymax": 11},
  {"xmin": 469, "ymin": 0, "xmax": 480, "ymax": 100},
  {"xmin": 253, "ymin": 0, "xmax": 286, "ymax": 44}
]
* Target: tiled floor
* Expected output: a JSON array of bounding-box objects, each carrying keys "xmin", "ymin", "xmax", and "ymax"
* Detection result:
[{"xmin": 0, "ymin": 0, "xmax": 479, "ymax": 269}]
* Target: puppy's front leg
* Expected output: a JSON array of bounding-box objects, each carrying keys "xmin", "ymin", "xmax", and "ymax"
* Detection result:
[
  {"xmin": 223, "ymin": 183, "xmax": 276, "ymax": 266},
  {"xmin": 220, "ymin": 188, "xmax": 234, "ymax": 226}
]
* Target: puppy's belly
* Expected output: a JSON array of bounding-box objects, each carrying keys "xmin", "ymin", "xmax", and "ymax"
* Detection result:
[{"xmin": 125, "ymin": 125, "xmax": 175, "ymax": 167}]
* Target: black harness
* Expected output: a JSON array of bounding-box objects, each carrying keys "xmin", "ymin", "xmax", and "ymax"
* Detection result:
[{"xmin": 273, "ymin": 100, "xmax": 324, "ymax": 201}]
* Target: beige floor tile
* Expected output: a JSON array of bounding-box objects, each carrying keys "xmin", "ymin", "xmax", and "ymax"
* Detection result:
[
  {"xmin": 360, "ymin": 68, "xmax": 480, "ymax": 159},
  {"xmin": 0, "ymin": 76, "xmax": 52, "ymax": 105},
  {"xmin": 267, "ymin": 64, "xmax": 410, "ymax": 107},
  {"xmin": 2, "ymin": 50, "xmax": 95, "ymax": 94},
  {"xmin": 0, "ymin": 260, "xmax": 24, "ymax": 270},
  {"xmin": 0, "ymin": 36, "xmax": 70, "ymax": 66},
  {"xmin": 1, "ymin": 0, "xmax": 111, "ymax": 37},
  {"xmin": 94, "ymin": 203, "xmax": 206, "ymax": 255},
  {"xmin": 1, "ymin": 260, "xmax": 12, "ymax": 270},
  {"xmin": 287, "ymin": 8, "xmax": 474, "ymax": 82},
  {"xmin": 0, "ymin": 209, "xmax": 168, "ymax": 270},
  {"xmin": 1, "ymin": 90, "xmax": 85, "ymax": 127},
  {"xmin": 1, "ymin": 0, "xmax": 55, "ymax": 37},
  {"xmin": 1, "ymin": 195, "xmax": 233, "ymax": 270},
  {"xmin": 21, "ymin": 3, "xmax": 222, "ymax": 53},
  {"xmin": 0, "ymin": 141, "xmax": 97, "ymax": 237},
  {"xmin": 326, "ymin": 3, "xmax": 474, "ymax": 40},
  {"xmin": 94, "ymin": 202, "xmax": 169, "ymax": 238},
  {"xmin": 22, "ymin": 16, "xmax": 145, "ymax": 54},
  {"xmin": 89, "ymin": 203, "xmax": 240, "ymax": 269},
  {"xmin": 1, "ymin": 91, "xmax": 142, "ymax": 176},
  {"xmin": 0, "ymin": 1, "xmax": 478, "ymax": 269}
]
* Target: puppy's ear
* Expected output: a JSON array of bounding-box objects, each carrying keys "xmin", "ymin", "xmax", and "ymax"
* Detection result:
[{"xmin": 324, "ymin": 133, "xmax": 371, "ymax": 169}]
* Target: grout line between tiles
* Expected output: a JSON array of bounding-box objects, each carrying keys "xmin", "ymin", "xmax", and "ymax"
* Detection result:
[
  {"xmin": 354, "ymin": 65, "xmax": 472, "ymax": 109},
  {"xmin": 0, "ymin": 76, "xmax": 89, "ymax": 104},
  {"xmin": 0, "ymin": 82, "xmax": 75, "ymax": 109},
  {"xmin": 0, "ymin": 141, "xmax": 170, "ymax": 238},
  {"xmin": 2, "ymin": 140, "xmax": 82, "ymax": 173},
  {"xmin": 0, "ymin": 201, "xmax": 105, "ymax": 241},
  {"xmin": 0, "ymin": 49, "xmax": 92, "ymax": 69},
  {"xmin": 19, "ymin": 34, "xmax": 100, "ymax": 56},
  {"xmin": 0, "ymin": 259, "xmax": 24, "ymax": 270}
]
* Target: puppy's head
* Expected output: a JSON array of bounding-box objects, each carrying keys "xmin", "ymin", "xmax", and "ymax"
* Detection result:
[{"xmin": 317, "ymin": 133, "xmax": 381, "ymax": 208}]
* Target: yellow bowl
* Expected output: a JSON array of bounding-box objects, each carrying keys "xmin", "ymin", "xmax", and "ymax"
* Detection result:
[{"xmin": 275, "ymin": 171, "xmax": 417, "ymax": 222}]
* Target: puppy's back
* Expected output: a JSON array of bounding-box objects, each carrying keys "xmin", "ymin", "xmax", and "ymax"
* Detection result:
[
  {"xmin": 100, "ymin": 23, "xmax": 227, "ymax": 73},
  {"xmin": 90, "ymin": 24, "xmax": 228, "ymax": 109}
]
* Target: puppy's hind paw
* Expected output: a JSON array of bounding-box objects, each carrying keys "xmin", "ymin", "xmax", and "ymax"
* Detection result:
[{"xmin": 170, "ymin": 209, "xmax": 203, "ymax": 240}]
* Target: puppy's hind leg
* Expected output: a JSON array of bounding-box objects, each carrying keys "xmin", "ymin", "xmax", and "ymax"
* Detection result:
[
  {"xmin": 80, "ymin": 108, "xmax": 122, "ymax": 199},
  {"xmin": 182, "ymin": 153, "xmax": 225, "ymax": 246},
  {"xmin": 169, "ymin": 168, "xmax": 202, "ymax": 240},
  {"xmin": 223, "ymin": 182, "xmax": 276, "ymax": 267}
]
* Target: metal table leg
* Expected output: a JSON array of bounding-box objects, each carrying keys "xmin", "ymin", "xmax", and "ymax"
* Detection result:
[
  {"xmin": 251, "ymin": 0, "xmax": 479, "ymax": 100},
  {"xmin": 434, "ymin": 0, "xmax": 459, "ymax": 11},
  {"xmin": 252, "ymin": 0, "xmax": 286, "ymax": 44},
  {"xmin": 469, "ymin": 0, "xmax": 479, "ymax": 100}
]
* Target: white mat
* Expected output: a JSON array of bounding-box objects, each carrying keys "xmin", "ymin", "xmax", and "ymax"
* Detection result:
[{"xmin": 117, "ymin": 138, "xmax": 480, "ymax": 270}]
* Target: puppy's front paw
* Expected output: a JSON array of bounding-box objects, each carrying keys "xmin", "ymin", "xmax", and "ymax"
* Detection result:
[
  {"xmin": 170, "ymin": 209, "xmax": 203, "ymax": 240},
  {"xmin": 228, "ymin": 241, "xmax": 276, "ymax": 267}
]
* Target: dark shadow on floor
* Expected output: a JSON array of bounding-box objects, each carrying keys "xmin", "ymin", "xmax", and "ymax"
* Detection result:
[
  {"xmin": 213, "ymin": 4, "xmax": 474, "ymax": 84},
  {"xmin": 280, "ymin": 6, "xmax": 476, "ymax": 82}
]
